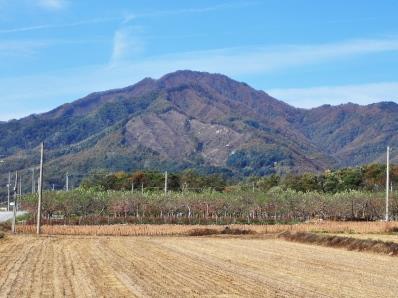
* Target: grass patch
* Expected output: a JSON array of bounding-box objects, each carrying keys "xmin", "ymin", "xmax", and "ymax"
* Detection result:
[{"xmin": 278, "ymin": 231, "xmax": 398, "ymax": 256}]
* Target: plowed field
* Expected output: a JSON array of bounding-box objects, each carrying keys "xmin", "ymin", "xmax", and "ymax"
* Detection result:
[{"xmin": 1, "ymin": 235, "xmax": 398, "ymax": 297}]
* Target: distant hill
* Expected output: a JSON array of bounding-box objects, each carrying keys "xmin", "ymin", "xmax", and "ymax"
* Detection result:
[{"xmin": 0, "ymin": 70, "xmax": 396, "ymax": 188}]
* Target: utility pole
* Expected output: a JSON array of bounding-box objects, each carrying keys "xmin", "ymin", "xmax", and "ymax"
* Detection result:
[
  {"xmin": 31, "ymin": 168, "xmax": 35, "ymax": 193},
  {"xmin": 37, "ymin": 142, "xmax": 44, "ymax": 235},
  {"xmin": 164, "ymin": 171, "xmax": 168, "ymax": 194},
  {"xmin": 7, "ymin": 172, "xmax": 10, "ymax": 212},
  {"xmin": 18, "ymin": 174, "xmax": 22, "ymax": 211},
  {"xmin": 386, "ymin": 146, "xmax": 390, "ymax": 221},
  {"xmin": 11, "ymin": 171, "xmax": 18, "ymax": 234},
  {"xmin": 66, "ymin": 172, "xmax": 69, "ymax": 191}
]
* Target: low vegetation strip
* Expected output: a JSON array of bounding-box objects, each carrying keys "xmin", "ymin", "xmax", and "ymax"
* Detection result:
[
  {"xmin": 278, "ymin": 232, "xmax": 398, "ymax": 256},
  {"xmin": 332, "ymin": 233, "xmax": 398, "ymax": 244},
  {"xmin": 17, "ymin": 224, "xmax": 226, "ymax": 236},
  {"xmin": 15, "ymin": 221, "xmax": 398, "ymax": 236}
]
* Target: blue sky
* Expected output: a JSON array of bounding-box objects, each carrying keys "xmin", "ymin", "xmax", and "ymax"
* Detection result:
[{"xmin": 0, "ymin": 0, "xmax": 398, "ymax": 120}]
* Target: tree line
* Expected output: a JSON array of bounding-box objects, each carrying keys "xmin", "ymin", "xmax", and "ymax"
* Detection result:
[
  {"xmin": 20, "ymin": 188, "xmax": 396, "ymax": 225},
  {"xmin": 16, "ymin": 163, "xmax": 397, "ymax": 225},
  {"xmin": 80, "ymin": 169, "xmax": 226, "ymax": 192},
  {"xmin": 80, "ymin": 164, "xmax": 394, "ymax": 194}
]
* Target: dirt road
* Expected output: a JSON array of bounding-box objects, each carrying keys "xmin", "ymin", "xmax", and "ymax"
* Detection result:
[{"xmin": 1, "ymin": 235, "xmax": 398, "ymax": 297}]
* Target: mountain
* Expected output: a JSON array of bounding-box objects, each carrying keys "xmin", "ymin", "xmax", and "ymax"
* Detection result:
[{"xmin": 0, "ymin": 70, "xmax": 396, "ymax": 188}]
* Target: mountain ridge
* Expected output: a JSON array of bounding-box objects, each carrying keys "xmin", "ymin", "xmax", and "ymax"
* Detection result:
[{"xmin": 0, "ymin": 70, "xmax": 396, "ymax": 187}]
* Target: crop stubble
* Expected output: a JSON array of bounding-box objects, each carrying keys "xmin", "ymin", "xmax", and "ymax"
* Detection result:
[{"xmin": 1, "ymin": 235, "xmax": 398, "ymax": 297}]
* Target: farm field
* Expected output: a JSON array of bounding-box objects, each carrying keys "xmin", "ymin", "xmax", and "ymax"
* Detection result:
[{"xmin": 1, "ymin": 235, "xmax": 398, "ymax": 297}]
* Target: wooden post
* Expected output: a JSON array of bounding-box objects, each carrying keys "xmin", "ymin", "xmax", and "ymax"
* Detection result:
[
  {"xmin": 131, "ymin": 182, "xmax": 134, "ymax": 192},
  {"xmin": 37, "ymin": 142, "xmax": 44, "ymax": 235},
  {"xmin": 141, "ymin": 183, "xmax": 144, "ymax": 194},
  {"xmin": 11, "ymin": 171, "xmax": 18, "ymax": 234},
  {"xmin": 386, "ymin": 146, "xmax": 390, "ymax": 221}
]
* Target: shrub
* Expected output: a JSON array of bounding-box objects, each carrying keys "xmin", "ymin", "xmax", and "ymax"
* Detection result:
[
  {"xmin": 386, "ymin": 226, "xmax": 398, "ymax": 233},
  {"xmin": 188, "ymin": 228, "xmax": 220, "ymax": 236},
  {"xmin": 0, "ymin": 221, "xmax": 10, "ymax": 232},
  {"xmin": 220, "ymin": 226, "xmax": 256, "ymax": 235}
]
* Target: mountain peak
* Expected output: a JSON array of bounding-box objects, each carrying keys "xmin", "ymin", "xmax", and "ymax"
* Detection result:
[{"xmin": 159, "ymin": 69, "xmax": 224, "ymax": 80}]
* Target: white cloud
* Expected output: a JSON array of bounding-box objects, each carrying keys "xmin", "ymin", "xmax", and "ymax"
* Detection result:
[
  {"xmin": 37, "ymin": 0, "xmax": 67, "ymax": 10},
  {"xmin": 110, "ymin": 27, "xmax": 145, "ymax": 65},
  {"xmin": 268, "ymin": 82, "xmax": 398, "ymax": 108}
]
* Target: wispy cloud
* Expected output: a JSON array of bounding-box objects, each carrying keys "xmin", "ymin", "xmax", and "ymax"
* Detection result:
[
  {"xmin": 110, "ymin": 26, "xmax": 145, "ymax": 65},
  {"xmin": 268, "ymin": 82, "xmax": 398, "ymax": 108},
  {"xmin": 0, "ymin": 37, "xmax": 107, "ymax": 57},
  {"xmin": 2, "ymin": 37, "xmax": 398, "ymax": 120},
  {"xmin": 107, "ymin": 37, "xmax": 398, "ymax": 77},
  {"xmin": 0, "ymin": 40, "xmax": 49, "ymax": 56},
  {"xmin": 37, "ymin": 0, "xmax": 68, "ymax": 10},
  {"xmin": 0, "ymin": 17, "xmax": 119, "ymax": 34},
  {"xmin": 123, "ymin": 1, "xmax": 258, "ymax": 22},
  {"xmin": 0, "ymin": 1, "xmax": 254, "ymax": 34}
]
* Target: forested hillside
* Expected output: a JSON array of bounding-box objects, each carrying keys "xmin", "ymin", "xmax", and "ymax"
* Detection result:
[{"xmin": 0, "ymin": 70, "xmax": 396, "ymax": 191}]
